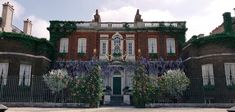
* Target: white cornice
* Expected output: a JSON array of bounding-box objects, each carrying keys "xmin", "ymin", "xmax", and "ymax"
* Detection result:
[
  {"xmin": 184, "ymin": 53, "xmax": 235, "ymax": 62},
  {"xmin": 0, "ymin": 52, "xmax": 51, "ymax": 62}
]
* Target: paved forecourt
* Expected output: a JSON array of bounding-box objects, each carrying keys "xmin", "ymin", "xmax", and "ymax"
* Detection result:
[{"xmin": 6, "ymin": 107, "xmax": 228, "ymax": 112}]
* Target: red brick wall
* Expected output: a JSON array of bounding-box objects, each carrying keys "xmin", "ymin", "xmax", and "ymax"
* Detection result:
[{"xmin": 57, "ymin": 31, "xmax": 180, "ymax": 61}]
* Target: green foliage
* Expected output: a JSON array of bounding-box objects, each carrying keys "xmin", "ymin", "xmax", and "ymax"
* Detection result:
[
  {"xmin": 167, "ymin": 53, "xmax": 176, "ymax": 56},
  {"xmin": 83, "ymin": 65, "xmax": 103, "ymax": 107},
  {"xmin": 149, "ymin": 53, "xmax": 158, "ymax": 59},
  {"xmin": 48, "ymin": 21, "xmax": 76, "ymax": 60},
  {"xmin": 48, "ymin": 21, "xmax": 76, "ymax": 45},
  {"xmin": 190, "ymin": 33, "xmax": 235, "ymax": 48},
  {"xmin": 69, "ymin": 65, "xmax": 103, "ymax": 107},
  {"xmin": 113, "ymin": 52, "xmax": 122, "ymax": 57},
  {"xmin": 157, "ymin": 69, "xmax": 190, "ymax": 101},
  {"xmin": 132, "ymin": 65, "xmax": 154, "ymax": 107},
  {"xmin": 58, "ymin": 53, "xmax": 67, "ymax": 58},
  {"xmin": 77, "ymin": 52, "xmax": 85, "ymax": 57},
  {"xmin": 43, "ymin": 69, "xmax": 70, "ymax": 94}
]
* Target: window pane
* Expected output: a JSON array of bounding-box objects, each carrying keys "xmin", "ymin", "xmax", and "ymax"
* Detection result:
[
  {"xmin": 78, "ymin": 38, "xmax": 87, "ymax": 53},
  {"xmin": 167, "ymin": 38, "xmax": 175, "ymax": 53},
  {"xmin": 148, "ymin": 38, "xmax": 157, "ymax": 53},
  {"xmin": 60, "ymin": 38, "xmax": 68, "ymax": 53}
]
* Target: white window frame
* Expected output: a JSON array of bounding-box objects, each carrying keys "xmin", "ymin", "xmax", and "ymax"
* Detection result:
[
  {"xmin": 148, "ymin": 38, "xmax": 157, "ymax": 53},
  {"xmin": 100, "ymin": 40, "xmax": 108, "ymax": 55},
  {"xmin": 59, "ymin": 38, "xmax": 69, "ymax": 53},
  {"xmin": 78, "ymin": 38, "xmax": 87, "ymax": 53},
  {"xmin": 126, "ymin": 39, "xmax": 135, "ymax": 55},
  {"xmin": 19, "ymin": 64, "xmax": 32, "ymax": 86},
  {"xmin": 201, "ymin": 64, "xmax": 215, "ymax": 86},
  {"xmin": 0, "ymin": 63, "xmax": 9, "ymax": 85},
  {"xmin": 224, "ymin": 63, "xmax": 235, "ymax": 86},
  {"xmin": 166, "ymin": 38, "xmax": 176, "ymax": 53}
]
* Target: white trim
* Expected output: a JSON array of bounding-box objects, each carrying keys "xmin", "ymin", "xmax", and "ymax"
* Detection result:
[
  {"xmin": 182, "ymin": 43, "xmax": 191, "ymax": 51},
  {"xmin": 100, "ymin": 34, "xmax": 109, "ymax": 38},
  {"xmin": 126, "ymin": 34, "xmax": 135, "ymax": 38},
  {"xmin": 184, "ymin": 53, "xmax": 235, "ymax": 62},
  {"xmin": 0, "ymin": 52, "xmax": 51, "ymax": 62}
]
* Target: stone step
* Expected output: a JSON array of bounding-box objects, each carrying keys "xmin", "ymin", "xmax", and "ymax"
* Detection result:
[{"xmin": 109, "ymin": 96, "xmax": 124, "ymax": 106}]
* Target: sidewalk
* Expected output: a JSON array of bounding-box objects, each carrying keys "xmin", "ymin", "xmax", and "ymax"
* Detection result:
[{"xmin": 6, "ymin": 107, "xmax": 228, "ymax": 112}]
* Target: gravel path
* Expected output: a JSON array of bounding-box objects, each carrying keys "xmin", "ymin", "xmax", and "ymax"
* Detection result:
[{"xmin": 6, "ymin": 107, "xmax": 228, "ymax": 112}]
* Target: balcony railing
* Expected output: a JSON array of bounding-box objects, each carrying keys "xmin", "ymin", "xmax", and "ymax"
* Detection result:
[{"xmin": 72, "ymin": 21, "xmax": 186, "ymax": 29}]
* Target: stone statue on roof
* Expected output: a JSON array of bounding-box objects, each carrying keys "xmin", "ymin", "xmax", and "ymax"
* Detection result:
[
  {"xmin": 92, "ymin": 9, "xmax": 101, "ymax": 22},
  {"xmin": 134, "ymin": 9, "xmax": 143, "ymax": 22}
]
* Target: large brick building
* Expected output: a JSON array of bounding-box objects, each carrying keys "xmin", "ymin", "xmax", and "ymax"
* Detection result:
[
  {"xmin": 182, "ymin": 12, "xmax": 235, "ymax": 103},
  {"xmin": 48, "ymin": 10, "xmax": 187, "ymax": 62},
  {"xmin": 47, "ymin": 9, "xmax": 187, "ymax": 104},
  {"xmin": 0, "ymin": 2, "xmax": 54, "ymax": 102}
]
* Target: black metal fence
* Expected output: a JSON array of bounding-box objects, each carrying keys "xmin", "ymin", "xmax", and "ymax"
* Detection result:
[
  {"xmin": 0, "ymin": 77, "xmax": 233, "ymax": 103},
  {"xmin": 0, "ymin": 76, "xmax": 79, "ymax": 103}
]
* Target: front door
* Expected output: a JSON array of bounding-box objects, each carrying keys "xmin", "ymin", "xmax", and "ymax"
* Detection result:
[{"xmin": 113, "ymin": 77, "xmax": 121, "ymax": 95}]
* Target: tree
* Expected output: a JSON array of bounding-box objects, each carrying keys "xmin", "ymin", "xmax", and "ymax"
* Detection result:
[
  {"xmin": 157, "ymin": 69, "xmax": 190, "ymax": 102},
  {"xmin": 82, "ymin": 65, "xmax": 103, "ymax": 107},
  {"xmin": 132, "ymin": 65, "xmax": 153, "ymax": 107}
]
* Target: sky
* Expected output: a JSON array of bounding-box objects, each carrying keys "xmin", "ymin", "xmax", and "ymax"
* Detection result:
[{"xmin": 0, "ymin": 0, "xmax": 234, "ymax": 40}]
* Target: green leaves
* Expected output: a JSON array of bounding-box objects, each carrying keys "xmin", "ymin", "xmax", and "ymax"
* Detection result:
[
  {"xmin": 133, "ymin": 67, "xmax": 190, "ymax": 105},
  {"xmin": 158, "ymin": 69, "xmax": 190, "ymax": 100},
  {"xmin": 43, "ymin": 69, "xmax": 70, "ymax": 94}
]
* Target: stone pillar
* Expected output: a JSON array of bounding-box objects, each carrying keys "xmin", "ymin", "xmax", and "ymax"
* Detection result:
[
  {"xmin": 123, "ymin": 94, "xmax": 130, "ymax": 104},
  {"xmin": 103, "ymin": 95, "xmax": 111, "ymax": 104}
]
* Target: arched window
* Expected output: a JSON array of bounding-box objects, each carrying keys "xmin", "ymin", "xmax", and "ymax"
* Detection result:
[
  {"xmin": 113, "ymin": 36, "xmax": 121, "ymax": 47},
  {"xmin": 112, "ymin": 32, "xmax": 123, "ymax": 54}
]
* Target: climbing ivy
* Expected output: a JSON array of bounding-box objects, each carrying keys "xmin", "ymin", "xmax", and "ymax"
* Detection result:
[
  {"xmin": 48, "ymin": 21, "xmax": 77, "ymax": 45},
  {"xmin": 48, "ymin": 21, "xmax": 77, "ymax": 59},
  {"xmin": 190, "ymin": 32, "xmax": 235, "ymax": 48},
  {"xmin": 0, "ymin": 32, "xmax": 55, "ymax": 60}
]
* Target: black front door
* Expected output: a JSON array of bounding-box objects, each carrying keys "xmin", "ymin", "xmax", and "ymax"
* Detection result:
[{"xmin": 113, "ymin": 77, "xmax": 121, "ymax": 95}]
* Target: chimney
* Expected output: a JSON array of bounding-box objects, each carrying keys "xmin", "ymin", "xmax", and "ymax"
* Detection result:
[
  {"xmin": 23, "ymin": 19, "xmax": 32, "ymax": 35},
  {"xmin": 223, "ymin": 12, "xmax": 233, "ymax": 33},
  {"xmin": 1, "ymin": 2, "xmax": 14, "ymax": 32}
]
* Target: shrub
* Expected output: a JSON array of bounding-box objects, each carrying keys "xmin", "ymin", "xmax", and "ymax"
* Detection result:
[
  {"xmin": 157, "ymin": 69, "xmax": 190, "ymax": 102},
  {"xmin": 43, "ymin": 69, "xmax": 70, "ymax": 94}
]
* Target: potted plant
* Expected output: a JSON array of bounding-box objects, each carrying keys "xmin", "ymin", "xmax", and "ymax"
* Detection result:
[
  {"xmin": 113, "ymin": 52, "xmax": 121, "ymax": 57},
  {"xmin": 77, "ymin": 52, "xmax": 85, "ymax": 57},
  {"xmin": 103, "ymin": 86, "xmax": 112, "ymax": 95},
  {"xmin": 103, "ymin": 86, "xmax": 112, "ymax": 104},
  {"xmin": 149, "ymin": 53, "xmax": 158, "ymax": 59}
]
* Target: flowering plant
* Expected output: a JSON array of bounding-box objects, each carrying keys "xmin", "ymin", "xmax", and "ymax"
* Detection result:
[
  {"xmin": 157, "ymin": 69, "xmax": 190, "ymax": 100},
  {"xmin": 43, "ymin": 69, "xmax": 70, "ymax": 94}
]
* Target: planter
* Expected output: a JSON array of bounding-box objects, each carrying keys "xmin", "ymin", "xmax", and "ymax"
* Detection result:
[
  {"xmin": 123, "ymin": 94, "xmax": 130, "ymax": 104},
  {"xmin": 103, "ymin": 95, "xmax": 111, "ymax": 104}
]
